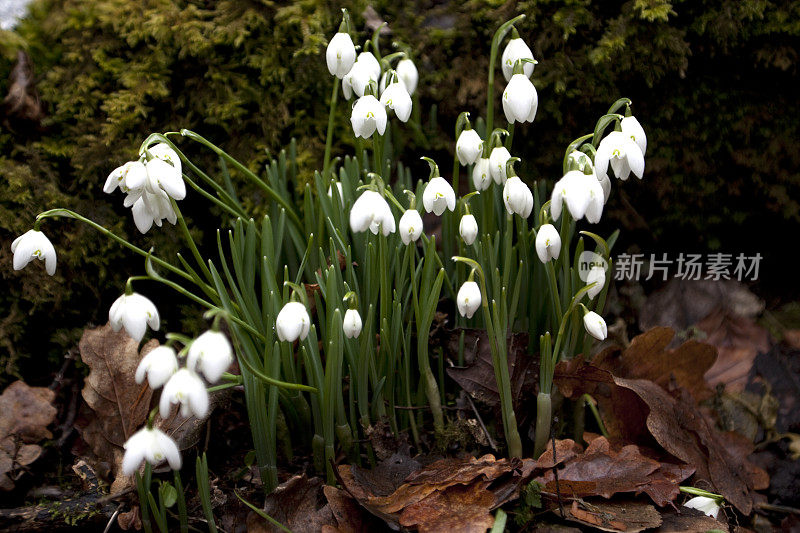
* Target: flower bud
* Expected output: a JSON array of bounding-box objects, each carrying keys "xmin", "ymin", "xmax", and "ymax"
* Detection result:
[
  {"xmin": 380, "ymin": 81, "xmax": 412, "ymax": 122},
  {"xmin": 502, "ymin": 74, "xmax": 538, "ymax": 124},
  {"xmin": 535, "ymin": 224, "xmax": 561, "ymax": 263},
  {"xmin": 472, "ymin": 158, "xmax": 492, "ymax": 191},
  {"xmin": 586, "ymin": 266, "xmax": 606, "ymax": 300},
  {"xmin": 457, "ymin": 281, "xmax": 482, "ymax": 319},
  {"xmin": 456, "ymin": 129, "xmax": 483, "ymax": 166},
  {"xmin": 459, "ymin": 214, "xmax": 479, "ymax": 245},
  {"xmin": 422, "ymin": 177, "xmax": 456, "ymax": 216},
  {"xmin": 682, "ymin": 496, "xmax": 721, "ymax": 519},
  {"xmin": 399, "ymin": 209, "xmax": 423, "ymax": 245},
  {"xmin": 343, "ymin": 308, "xmax": 363, "ymax": 338},
  {"xmin": 276, "ymin": 301, "xmax": 311, "ymax": 342},
  {"xmin": 489, "ymin": 146, "xmax": 511, "ymax": 185},
  {"xmin": 503, "ymin": 176, "xmax": 533, "ymax": 218},
  {"xmin": 188, "ymin": 330, "xmax": 233, "ymax": 384},
  {"xmin": 583, "ymin": 311, "xmax": 608, "ymax": 341},
  {"xmin": 396, "ymin": 58, "xmax": 418, "ymax": 95},
  {"xmin": 501, "ymin": 38, "xmax": 535, "ymax": 81},
  {"xmin": 135, "ymin": 346, "xmax": 179, "ymax": 389},
  {"xmin": 350, "ymin": 190, "xmax": 395, "ymax": 236},
  {"xmin": 109, "ymin": 292, "xmax": 160, "ymax": 343},
  {"xmin": 11, "ymin": 229, "xmax": 57, "ymax": 276},
  {"xmin": 326, "ymin": 32, "xmax": 357, "ymax": 78}
]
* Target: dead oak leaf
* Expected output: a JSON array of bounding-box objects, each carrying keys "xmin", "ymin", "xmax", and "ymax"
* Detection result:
[
  {"xmin": 253, "ymin": 475, "xmax": 335, "ymax": 532},
  {"xmin": 565, "ymin": 500, "xmax": 662, "ymax": 533},
  {"xmin": 399, "ymin": 480, "xmax": 496, "ymax": 533},
  {"xmin": 700, "ymin": 309, "xmax": 770, "ymax": 391}
]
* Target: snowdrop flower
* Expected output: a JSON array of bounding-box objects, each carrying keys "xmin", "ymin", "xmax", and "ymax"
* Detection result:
[
  {"xmin": 350, "ymin": 190, "xmax": 395, "ymax": 236},
  {"xmin": 380, "ymin": 80, "xmax": 412, "ymax": 122},
  {"xmin": 583, "ymin": 311, "xmax": 607, "ymax": 341},
  {"xmin": 566, "ymin": 150, "xmax": 593, "ymax": 174},
  {"xmin": 457, "ymin": 281, "xmax": 481, "ymax": 319},
  {"xmin": 456, "ymin": 129, "xmax": 483, "ymax": 166},
  {"xmin": 621, "ymin": 116, "xmax": 647, "ymax": 156},
  {"xmin": 396, "ymin": 58, "xmax": 418, "ymax": 95},
  {"xmin": 472, "ymin": 158, "xmax": 492, "ymax": 191},
  {"xmin": 327, "ymin": 181, "xmax": 343, "ymax": 199},
  {"xmin": 399, "ymin": 209, "xmax": 423, "ymax": 245},
  {"xmin": 276, "ymin": 301, "xmax": 311, "ymax": 343},
  {"xmin": 501, "ymin": 37, "xmax": 535, "ymax": 81},
  {"xmin": 342, "ymin": 53, "xmax": 380, "ymax": 99},
  {"xmin": 683, "ymin": 496, "xmax": 721, "ymax": 519},
  {"xmin": 422, "ymin": 177, "xmax": 456, "ymax": 216},
  {"xmin": 187, "ymin": 330, "xmax": 233, "ymax": 384},
  {"xmin": 351, "ymin": 94, "xmax": 387, "ymax": 138},
  {"xmin": 11, "ymin": 229, "xmax": 57, "ymax": 276},
  {"xmin": 583, "ymin": 171, "xmax": 606, "ymax": 224},
  {"xmin": 585, "ymin": 266, "xmax": 606, "ymax": 300},
  {"xmin": 550, "ymin": 170, "xmax": 591, "ymax": 221},
  {"xmin": 130, "ymin": 189, "xmax": 178, "ymax": 234},
  {"xmin": 502, "ymin": 73, "xmax": 538, "ymax": 124},
  {"xmin": 104, "ymin": 161, "xmax": 146, "ymax": 195},
  {"xmin": 137, "ymin": 144, "xmax": 185, "ymax": 201},
  {"xmin": 109, "ymin": 292, "xmax": 160, "ymax": 343},
  {"xmin": 343, "ymin": 308, "xmax": 362, "ymax": 339},
  {"xmin": 459, "ymin": 214, "xmax": 478, "ymax": 245},
  {"xmin": 122, "ymin": 427, "xmax": 181, "ymax": 476},
  {"xmin": 160, "ymin": 368, "xmax": 209, "ymax": 419},
  {"xmin": 489, "ymin": 146, "xmax": 511, "ymax": 184},
  {"xmin": 135, "ymin": 346, "xmax": 179, "ymax": 389},
  {"xmin": 595, "ymin": 131, "xmax": 644, "ymax": 181},
  {"xmin": 503, "ymin": 176, "xmax": 534, "ymax": 218},
  {"xmin": 598, "ymin": 172, "xmax": 611, "ymax": 203},
  {"xmin": 326, "ymin": 32, "xmax": 357, "ymax": 78},
  {"xmin": 535, "ymin": 224, "xmax": 561, "ymax": 263}
]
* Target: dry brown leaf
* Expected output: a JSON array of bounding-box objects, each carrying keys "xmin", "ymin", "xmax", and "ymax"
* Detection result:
[
  {"xmin": 594, "ymin": 327, "xmax": 717, "ymax": 401},
  {"xmin": 700, "ymin": 309, "xmax": 770, "ymax": 391},
  {"xmin": 76, "ymin": 324, "xmax": 158, "ymax": 493},
  {"xmin": 399, "ymin": 481, "xmax": 496, "ymax": 533},
  {"xmin": 565, "ymin": 500, "xmax": 662, "ymax": 533},
  {"xmin": 0, "ymin": 380, "xmax": 57, "ymax": 490},
  {"xmin": 652, "ymin": 506, "xmax": 727, "ymax": 532},
  {"xmin": 254, "ymin": 475, "xmax": 335, "ymax": 533}
]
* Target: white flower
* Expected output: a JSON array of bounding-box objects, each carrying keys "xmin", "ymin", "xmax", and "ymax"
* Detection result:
[
  {"xmin": 160, "ymin": 368, "xmax": 209, "ymax": 419},
  {"xmin": 396, "ymin": 58, "xmax": 418, "ymax": 95},
  {"xmin": 276, "ymin": 301, "xmax": 311, "ymax": 343},
  {"xmin": 598, "ymin": 172, "xmax": 611, "ymax": 204},
  {"xmin": 567, "ymin": 150, "xmax": 593, "ymax": 174},
  {"xmin": 357, "ymin": 52, "xmax": 381, "ymax": 81},
  {"xmin": 550, "ymin": 170, "xmax": 591, "ymax": 221},
  {"xmin": 501, "ymin": 38, "xmax": 535, "ymax": 81},
  {"xmin": 122, "ymin": 427, "xmax": 181, "ymax": 476},
  {"xmin": 350, "ymin": 190, "xmax": 395, "ymax": 236},
  {"xmin": 109, "ymin": 292, "xmax": 160, "ymax": 343},
  {"xmin": 342, "ymin": 53, "xmax": 380, "ymax": 99},
  {"xmin": 135, "ymin": 346, "xmax": 179, "ymax": 389},
  {"xmin": 456, "ymin": 129, "xmax": 483, "ymax": 166},
  {"xmin": 457, "ymin": 281, "xmax": 481, "ymax": 319},
  {"xmin": 621, "ymin": 116, "xmax": 646, "ymax": 156},
  {"xmin": 583, "ymin": 311, "xmax": 608, "ymax": 341},
  {"xmin": 398, "ymin": 209, "xmax": 423, "ymax": 245},
  {"xmin": 104, "ymin": 161, "xmax": 146, "ymax": 194},
  {"xmin": 583, "ymin": 171, "xmax": 606, "ymax": 224},
  {"xmin": 585, "ymin": 266, "xmax": 606, "ymax": 300},
  {"xmin": 326, "ymin": 32, "xmax": 357, "ymax": 78},
  {"xmin": 343, "ymin": 309, "xmax": 362, "ymax": 338},
  {"xmin": 380, "ymin": 81, "xmax": 412, "ymax": 122},
  {"xmin": 472, "ymin": 158, "xmax": 492, "ymax": 191},
  {"xmin": 535, "ymin": 224, "xmax": 561, "ymax": 263},
  {"xmin": 130, "ymin": 188, "xmax": 178, "ymax": 234},
  {"xmin": 502, "ymin": 74, "xmax": 538, "ymax": 124},
  {"xmin": 682, "ymin": 496, "xmax": 721, "ymax": 519},
  {"xmin": 350, "ymin": 94, "xmax": 387, "ymax": 138},
  {"xmin": 459, "ymin": 214, "xmax": 478, "ymax": 245},
  {"xmin": 489, "ymin": 146, "xmax": 512, "ymax": 184},
  {"xmin": 595, "ymin": 131, "xmax": 645, "ymax": 181},
  {"xmin": 503, "ymin": 176, "xmax": 533, "ymax": 218},
  {"xmin": 422, "ymin": 177, "xmax": 456, "ymax": 216},
  {"xmin": 11, "ymin": 229, "xmax": 57, "ymax": 276},
  {"xmin": 187, "ymin": 330, "xmax": 233, "ymax": 384}
]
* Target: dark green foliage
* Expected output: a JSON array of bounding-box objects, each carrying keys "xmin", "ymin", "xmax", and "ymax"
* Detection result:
[{"xmin": 1, "ymin": 0, "xmax": 798, "ymax": 382}]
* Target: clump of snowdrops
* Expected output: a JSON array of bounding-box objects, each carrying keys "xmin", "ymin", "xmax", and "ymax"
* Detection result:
[{"xmin": 11, "ymin": 9, "xmax": 647, "ymax": 501}]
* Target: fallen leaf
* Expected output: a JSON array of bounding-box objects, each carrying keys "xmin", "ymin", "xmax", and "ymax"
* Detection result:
[
  {"xmin": 399, "ymin": 481, "xmax": 495, "ymax": 533},
  {"xmin": 652, "ymin": 505, "xmax": 728, "ymax": 532},
  {"xmin": 0, "ymin": 380, "xmax": 57, "ymax": 491},
  {"xmin": 322, "ymin": 485, "xmax": 380, "ymax": 533},
  {"xmin": 252, "ymin": 475, "xmax": 335, "ymax": 532},
  {"xmin": 565, "ymin": 500, "xmax": 662, "ymax": 533},
  {"xmin": 593, "ymin": 327, "xmax": 717, "ymax": 401},
  {"xmin": 700, "ymin": 309, "xmax": 770, "ymax": 391},
  {"xmin": 76, "ymin": 324, "xmax": 157, "ymax": 493},
  {"xmin": 117, "ymin": 506, "xmax": 142, "ymax": 530}
]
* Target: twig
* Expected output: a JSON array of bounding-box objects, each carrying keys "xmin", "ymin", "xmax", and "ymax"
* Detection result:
[
  {"xmin": 464, "ymin": 392, "xmax": 498, "ymax": 451},
  {"xmin": 551, "ymin": 416, "xmax": 564, "ymax": 518}
]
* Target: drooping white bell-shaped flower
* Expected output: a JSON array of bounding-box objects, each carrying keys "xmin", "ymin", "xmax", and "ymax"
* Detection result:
[
  {"xmin": 135, "ymin": 346, "xmax": 179, "ymax": 389},
  {"xmin": 122, "ymin": 427, "xmax": 181, "ymax": 476},
  {"xmin": 459, "ymin": 214, "xmax": 478, "ymax": 245},
  {"xmin": 503, "ymin": 176, "xmax": 533, "ymax": 218},
  {"xmin": 682, "ymin": 496, "xmax": 721, "ymax": 519},
  {"xmin": 621, "ymin": 116, "xmax": 647, "ymax": 156},
  {"xmin": 472, "ymin": 158, "xmax": 492, "ymax": 191},
  {"xmin": 342, "ymin": 53, "xmax": 380, "ymax": 99},
  {"xmin": 187, "ymin": 330, "xmax": 233, "ymax": 384},
  {"xmin": 380, "ymin": 81, "xmax": 412, "ymax": 122},
  {"xmin": 396, "ymin": 58, "xmax": 418, "ymax": 95},
  {"xmin": 130, "ymin": 188, "xmax": 178, "ymax": 234},
  {"xmin": 489, "ymin": 146, "xmax": 512, "ymax": 184},
  {"xmin": 598, "ymin": 172, "xmax": 611, "ymax": 203},
  {"xmin": 457, "ymin": 281, "xmax": 482, "ymax": 319},
  {"xmin": 550, "ymin": 170, "xmax": 592, "ymax": 221},
  {"xmin": 583, "ymin": 311, "xmax": 608, "ymax": 341},
  {"xmin": 160, "ymin": 368, "xmax": 209, "ymax": 419},
  {"xmin": 350, "ymin": 190, "xmax": 396, "ymax": 236},
  {"xmin": 350, "ymin": 94, "xmax": 387, "ymax": 139},
  {"xmin": 11, "ymin": 229, "xmax": 57, "ymax": 276},
  {"xmin": 585, "ymin": 266, "xmax": 606, "ymax": 300},
  {"xmin": 276, "ymin": 301, "xmax": 311, "ymax": 343},
  {"xmin": 595, "ymin": 131, "xmax": 645, "ymax": 181},
  {"xmin": 398, "ymin": 209, "xmax": 423, "ymax": 245},
  {"xmin": 109, "ymin": 292, "xmax": 160, "ymax": 343},
  {"xmin": 326, "ymin": 32, "xmax": 357, "ymax": 78},
  {"xmin": 343, "ymin": 308, "xmax": 363, "ymax": 339},
  {"xmin": 502, "ymin": 74, "xmax": 538, "ymax": 124},
  {"xmin": 104, "ymin": 161, "xmax": 146, "ymax": 195},
  {"xmin": 456, "ymin": 129, "xmax": 483, "ymax": 166},
  {"xmin": 535, "ymin": 224, "xmax": 561, "ymax": 263},
  {"xmin": 501, "ymin": 38, "xmax": 535, "ymax": 81},
  {"xmin": 422, "ymin": 177, "xmax": 456, "ymax": 216},
  {"xmin": 583, "ymin": 171, "xmax": 606, "ymax": 224}
]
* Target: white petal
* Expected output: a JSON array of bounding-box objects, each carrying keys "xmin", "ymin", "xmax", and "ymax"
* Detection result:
[
  {"xmin": 621, "ymin": 116, "xmax": 646, "ymax": 155},
  {"xmin": 131, "ymin": 198, "xmax": 154, "ymax": 234},
  {"xmin": 396, "ymin": 58, "xmax": 418, "ymax": 95},
  {"xmin": 625, "ymin": 141, "xmax": 645, "ymax": 179},
  {"xmin": 472, "ymin": 158, "xmax": 491, "ymax": 191}
]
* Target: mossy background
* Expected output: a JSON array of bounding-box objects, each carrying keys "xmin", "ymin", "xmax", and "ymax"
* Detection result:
[{"xmin": 1, "ymin": 0, "xmax": 798, "ymax": 385}]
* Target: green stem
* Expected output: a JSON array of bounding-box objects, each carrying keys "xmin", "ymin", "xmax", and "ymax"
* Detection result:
[
  {"xmin": 533, "ymin": 392, "xmax": 552, "ymax": 458},
  {"xmin": 172, "ymin": 200, "xmax": 213, "ymax": 283},
  {"xmin": 323, "ymin": 77, "xmax": 339, "ymax": 179}
]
